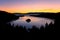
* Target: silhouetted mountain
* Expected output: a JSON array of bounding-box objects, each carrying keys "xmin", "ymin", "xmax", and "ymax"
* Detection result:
[
  {"xmin": 27, "ymin": 12, "xmax": 56, "ymax": 19},
  {"xmin": 0, "ymin": 11, "xmax": 19, "ymax": 23},
  {"xmin": 14, "ymin": 13, "xmax": 24, "ymax": 17}
]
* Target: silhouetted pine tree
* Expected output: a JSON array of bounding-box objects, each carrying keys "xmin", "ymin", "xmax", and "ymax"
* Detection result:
[
  {"xmin": 28, "ymin": 26, "xmax": 40, "ymax": 32},
  {"xmin": 39, "ymin": 26, "xmax": 45, "ymax": 32},
  {"xmin": 48, "ymin": 22, "xmax": 55, "ymax": 32},
  {"xmin": 45, "ymin": 23, "xmax": 49, "ymax": 32}
]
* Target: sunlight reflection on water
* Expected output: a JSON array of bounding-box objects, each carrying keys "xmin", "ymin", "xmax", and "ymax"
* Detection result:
[{"xmin": 9, "ymin": 16, "xmax": 54, "ymax": 28}]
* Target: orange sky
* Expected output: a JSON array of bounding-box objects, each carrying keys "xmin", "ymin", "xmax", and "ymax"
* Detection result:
[{"xmin": 0, "ymin": 0, "xmax": 60, "ymax": 13}]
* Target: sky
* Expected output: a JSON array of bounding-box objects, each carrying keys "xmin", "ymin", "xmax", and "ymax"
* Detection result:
[{"xmin": 0, "ymin": 0, "xmax": 60, "ymax": 13}]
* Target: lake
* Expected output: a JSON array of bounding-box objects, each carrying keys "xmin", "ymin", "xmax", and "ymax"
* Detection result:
[{"xmin": 8, "ymin": 16, "xmax": 54, "ymax": 28}]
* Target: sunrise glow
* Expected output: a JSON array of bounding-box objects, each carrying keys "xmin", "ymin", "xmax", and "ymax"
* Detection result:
[{"xmin": 0, "ymin": 0, "xmax": 60, "ymax": 13}]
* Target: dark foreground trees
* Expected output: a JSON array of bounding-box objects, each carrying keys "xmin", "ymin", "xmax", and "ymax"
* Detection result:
[{"xmin": 0, "ymin": 22, "xmax": 55, "ymax": 32}]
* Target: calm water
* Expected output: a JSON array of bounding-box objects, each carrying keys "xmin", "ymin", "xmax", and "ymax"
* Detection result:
[{"xmin": 9, "ymin": 16, "xmax": 54, "ymax": 28}]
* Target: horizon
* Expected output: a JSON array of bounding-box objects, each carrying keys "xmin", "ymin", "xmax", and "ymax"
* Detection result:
[
  {"xmin": 1, "ymin": 9, "xmax": 60, "ymax": 13},
  {"xmin": 0, "ymin": 10, "xmax": 60, "ymax": 14},
  {"xmin": 0, "ymin": 0, "xmax": 60, "ymax": 13}
]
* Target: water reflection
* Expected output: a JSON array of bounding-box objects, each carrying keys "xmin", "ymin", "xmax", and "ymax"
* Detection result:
[{"xmin": 9, "ymin": 16, "xmax": 54, "ymax": 28}]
